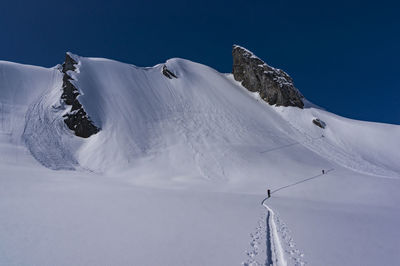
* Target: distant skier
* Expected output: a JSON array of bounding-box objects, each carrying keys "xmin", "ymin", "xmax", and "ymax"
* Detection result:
[
  {"xmin": 267, "ymin": 189, "xmax": 271, "ymax": 198},
  {"xmin": 322, "ymin": 169, "xmax": 325, "ymax": 174}
]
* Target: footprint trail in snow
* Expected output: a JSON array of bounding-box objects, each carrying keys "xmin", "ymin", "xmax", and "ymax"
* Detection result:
[
  {"xmin": 243, "ymin": 203, "xmax": 306, "ymax": 266},
  {"xmin": 243, "ymin": 212, "xmax": 267, "ymax": 266}
]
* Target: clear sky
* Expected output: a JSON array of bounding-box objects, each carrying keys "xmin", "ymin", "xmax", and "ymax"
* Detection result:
[{"xmin": 1, "ymin": 0, "xmax": 399, "ymax": 124}]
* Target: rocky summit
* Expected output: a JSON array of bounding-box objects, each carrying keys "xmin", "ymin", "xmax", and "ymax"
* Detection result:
[{"xmin": 232, "ymin": 45, "xmax": 304, "ymax": 108}]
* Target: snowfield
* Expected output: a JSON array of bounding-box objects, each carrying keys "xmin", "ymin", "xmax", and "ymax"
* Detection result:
[{"xmin": 0, "ymin": 54, "xmax": 399, "ymax": 265}]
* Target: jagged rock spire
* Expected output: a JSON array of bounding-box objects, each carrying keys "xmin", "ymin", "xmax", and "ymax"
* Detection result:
[
  {"xmin": 232, "ymin": 45, "xmax": 304, "ymax": 108},
  {"xmin": 61, "ymin": 53, "xmax": 100, "ymax": 138}
]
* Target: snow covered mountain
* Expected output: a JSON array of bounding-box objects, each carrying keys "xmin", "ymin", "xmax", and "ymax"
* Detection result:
[{"xmin": 1, "ymin": 46, "xmax": 399, "ymax": 266}]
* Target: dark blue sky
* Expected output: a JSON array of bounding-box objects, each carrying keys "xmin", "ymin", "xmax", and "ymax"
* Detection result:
[{"xmin": 1, "ymin": 0, "xmax": 399, "ymax": 124}]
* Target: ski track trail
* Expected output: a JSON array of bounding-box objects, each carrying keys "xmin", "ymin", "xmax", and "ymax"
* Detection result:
[
  {"xmin": 263, "ymin": 203, "xmax": 287, "ymax": 266},
  {"xmin": 244, "ymin": 201, "xmax": 306, "ymax": 266}
]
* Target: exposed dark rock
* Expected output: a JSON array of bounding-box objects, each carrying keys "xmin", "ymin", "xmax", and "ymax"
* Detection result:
[
  {"xmin": 61, "ymin": 74, "xmax": 79, "ymax": 105},
  {"xmin": 62, "ymin": 53, "xmax": 77, "ymax": 72},
  {"xmin": 232, "ymin": 45, "xmax": 304, "ymax": 108},
  {"xmin": 61, "ymin": 54, "xmax": 79, "ymax": 105},
  {"xmin": 162, "ymin": 65, "xmax": 177, "ymax": 79},
  {"xmin": 60, "ymin": 53, "xmax": 100, "ymax": 138},
  {"xmin": 312, "ymin": 118, "xmax": 326, "ymax": 129},
  {"xmin": 63, "ymin": 105, "xmax": 100, "ymax": 138}
]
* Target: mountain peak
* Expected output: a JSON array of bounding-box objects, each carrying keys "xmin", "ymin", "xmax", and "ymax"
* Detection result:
[{"xmin": 232, "ymin": 45, "xmax": 304, "ymax": 108}]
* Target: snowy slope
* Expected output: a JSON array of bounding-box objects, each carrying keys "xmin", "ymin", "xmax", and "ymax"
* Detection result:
[
  {"xmin": 17, "ymin": 54, "xmax": 400, "ymax": 185},
  {"xmin": 0, "ymin": 61, "xmax": 60, "ymax": 168},
  {"xmin": 0, "ymin": 54, "xmax": 399, "ymax": 265}
]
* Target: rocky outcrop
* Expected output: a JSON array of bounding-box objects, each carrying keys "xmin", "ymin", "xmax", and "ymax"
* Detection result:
[
  {"xmin": 61, "ymin": 53, "xmax": 100, "ymax": 138},
  {"xmin": 60, "ymin": 55, "xmax": 79, "ymax": 106},
  {"xmin": 162, "ymin": 65, "xmax": 177, "ymax": 79},
  {"xmin": 312, "ymin": 118, "xmax": 326, "ymax": 129},
  {"xmin": 232, "ymin": 45, "xmax": 304, "ymax": 108}
]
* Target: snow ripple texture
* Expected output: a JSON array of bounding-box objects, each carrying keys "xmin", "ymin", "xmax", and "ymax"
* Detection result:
[{"xmin": 23, "ymin": 70, "xmax": 79, "ymax": 170}]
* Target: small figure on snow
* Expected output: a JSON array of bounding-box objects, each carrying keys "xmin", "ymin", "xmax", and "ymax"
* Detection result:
[
  {"xmin": 267, "ymin": 189, "xmax": 271, "ymax": 198},
  {"xmin": 322, "ymin": 169, "xmax": 325, "ymax": 174}
]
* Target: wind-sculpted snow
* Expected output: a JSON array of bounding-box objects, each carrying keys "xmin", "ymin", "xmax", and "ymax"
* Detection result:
[
  {"xmin": 0, "ymin": 61, "xmax": 79, "ymax": 170},
  {"xmin": 23, "ymin": 80, "xmax": 79, "ymax": 170},
  {"xmin": 1, "ymin": 55, "xmax": 400, "ymax": 181},
  {"xmin": 0, "ymin": 61, "xmax": 54, "ymax": 142},
  {"xmin": 61, "ymin": 56, "xmax": 309, "ymax": 176}
]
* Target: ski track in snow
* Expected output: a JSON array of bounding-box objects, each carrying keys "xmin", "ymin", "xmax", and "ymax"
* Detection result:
[
  {"xmin": 244, "ymin": 200, "xmax": 306, "ymax": 266},
  {"xmin": 272, "ymin": 169, "xmax": 334, "ymax": 194},
  {"xmin": 262, "ymin": 203, "xmax": 287, "ymax": 266}
]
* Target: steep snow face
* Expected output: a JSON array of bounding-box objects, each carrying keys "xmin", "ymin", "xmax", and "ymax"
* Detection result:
[
  {"xmin": 0, "ymin": 61, "xmax": 56, "ymax": 142},
  {"xmin": 2, "ymin": 55, "xmax": 399, "ymax": 186},
  {"xmin": 0, "ymin": 61, "xmax": 63, "ymax": 168},
  {"xmin": 66, "ymin": 55, "xmax": 400, "ymax": 181},
  {"xmin": 68, "ymin": 56, "xmax": 306, "ymax": 178}
]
